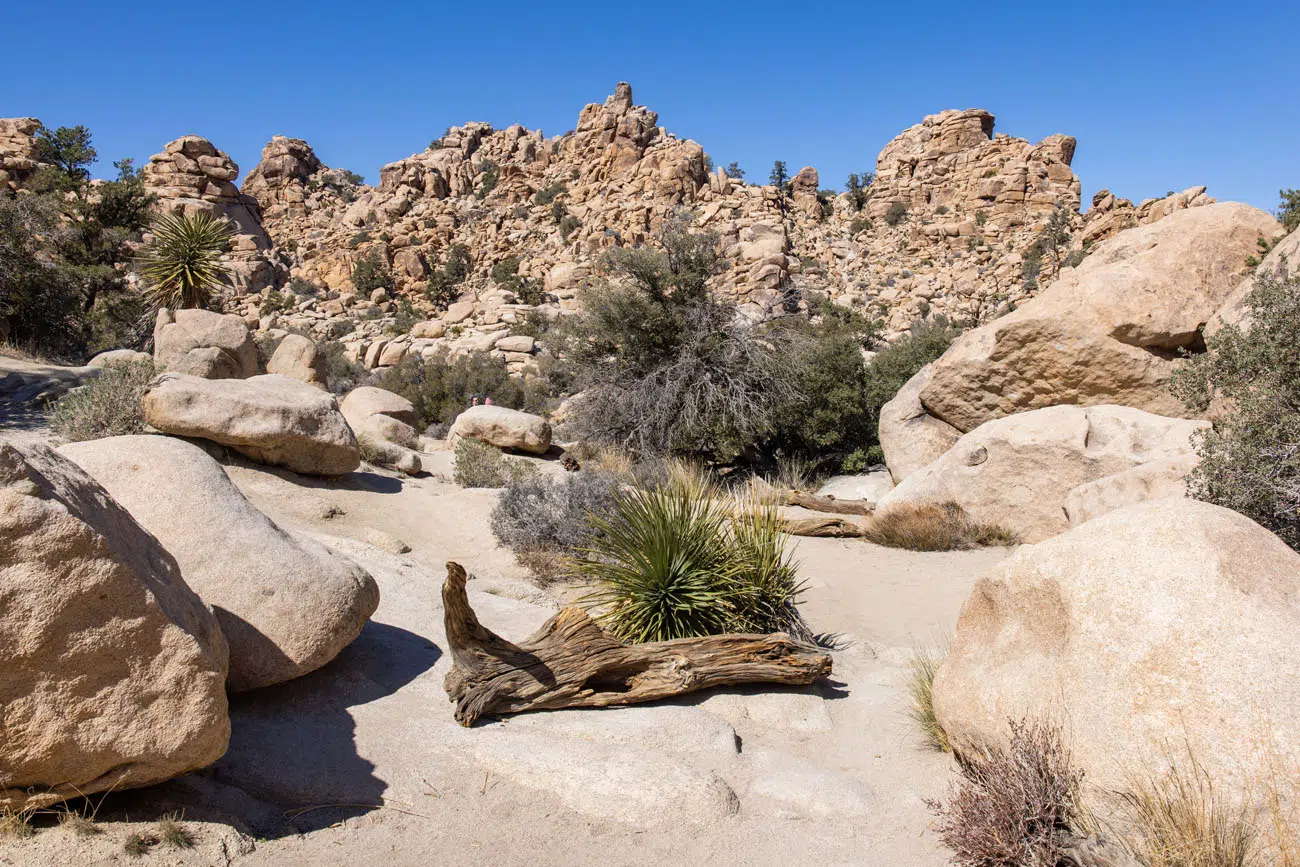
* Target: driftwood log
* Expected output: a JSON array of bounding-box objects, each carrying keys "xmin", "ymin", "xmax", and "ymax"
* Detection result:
[
  {"xmin": 776, "ymin": 489, "xmax": 874, "ymax": 516},
  {"xmin": 442, "ymin": 562, "xmax": 833, "ymax": 726},
  {"xmin": 779, "ymin": 516, "xmax": 871, "ymax": 537}
]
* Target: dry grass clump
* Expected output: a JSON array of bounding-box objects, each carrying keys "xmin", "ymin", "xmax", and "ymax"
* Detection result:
[
  {"xmin": 57, "ymin": 807, "xmax": 102, "ymax": 837},
  {"xmin": 123, "ymin": 829, "xmax": 158, "ymax": 857},
  {"xmin": 1117, "ymin": 751, "xmax": 1258, "ymax": 867},
  {"xmin": 0, "ymin": 806, "xmax": 37, "ymax": 839},
  {"xmin": 928, "ymin": 718, "xmax": 1085, "ymax": 867},
  {"xmin": 907, "ymin": 642, "xmax": 951, "ymax": 752},
  {"xmin": 864, "ymin": 501, "xmax": 1019, "ymax": 551},
  {"xmin": 156, "ymin": 811, "xmax": 196, "ymax": 849}
]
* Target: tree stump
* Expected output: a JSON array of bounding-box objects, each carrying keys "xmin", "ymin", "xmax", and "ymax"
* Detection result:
[{"xmin": 442, "ymin": 562, "xmax": 833, "ymax": 726}]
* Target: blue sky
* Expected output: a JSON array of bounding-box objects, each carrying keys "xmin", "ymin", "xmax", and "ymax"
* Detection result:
[{"xmin": 5, "ymin": 0, "xmax": 1297, "ymax": 213}]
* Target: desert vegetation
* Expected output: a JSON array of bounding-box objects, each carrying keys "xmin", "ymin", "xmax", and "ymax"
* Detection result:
[{"xmin": 48, "ymin": 359, "xmax": 155, "ymax": 441}]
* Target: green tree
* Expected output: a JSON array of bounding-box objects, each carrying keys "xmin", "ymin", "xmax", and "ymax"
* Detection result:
[
  {"xmin": 846, "ymin": 172, "xmax": 874, "ymax": 210},
  {"xmin": 769, "ymin": 161, "xmax": 789, "ymax": 192},
  {"xmin": 32, "ymin": 124, "xmax": 97, "ymax": 185},
  {"xmin": 724, "ymin": 161, "xmax": 745, "ymax": 181},
  {"xmin": 1278, "ymin": 188, "xmax": 1300, "ymax": 233}
]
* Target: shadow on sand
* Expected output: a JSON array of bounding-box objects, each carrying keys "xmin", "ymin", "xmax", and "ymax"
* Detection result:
[{"xmin": 106, "ymin": 620, "xmax": 441, "ymax": 838}]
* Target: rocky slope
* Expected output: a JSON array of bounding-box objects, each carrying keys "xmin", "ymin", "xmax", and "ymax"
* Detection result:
[{"xmin": 3, "ymin": 84, "xmax": 1226, "ymax": 373}]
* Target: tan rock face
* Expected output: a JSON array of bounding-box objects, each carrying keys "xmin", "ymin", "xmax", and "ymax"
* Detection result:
[
  {"xmin": 142, "ymin": 135, "xmax": 282, "ymax": 294},
  {"xmin": 266, "ymin": 333, "xmax": 327, "ymax": 387},
  {"xmin": 919, "ymin": 203, "xmax": 1282, "ymax": 432},
  {"xmin": 142, "ymin": 373, "xmax": 360, "ymax": 476},
  {"xmin": 154, "ymin": 308, "xmax": 259, "ymax": 379},
  {"xmin": 0, "ymin": 440, "xmax": 229, "ymax": 809},
  {"xmin": 340, "ymin": 386, "xmax": 422, "ymax": 475},
  {"xmin": 0, "ymin": 117, "xmax": 44, "ymax": 191},
  {"xmin": 1210, "ymin": 223, "xmax": 1299, "ymax": 335},
  {"xmin": 877, "ymin": 363, "xmax": 961, "ymax": 484},
  {"xmin": 448, "ymin": 405, "xmax": 552, "ymax": 455},
  {"xmin": 933, "ymin": 498, "xmax": 1300, "ymax": 796},
  {"xmin": 58, "ymin": 436, "xmax": 380, "ymax": 692},
  {"xmin": 877, "ymin": 404, "xmax": 1207, "ymax": 542}
]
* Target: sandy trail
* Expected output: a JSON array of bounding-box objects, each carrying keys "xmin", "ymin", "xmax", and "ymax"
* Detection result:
[{"xmin": 3, "ymin": 454, "xmax": 1012, "ymax": 867}]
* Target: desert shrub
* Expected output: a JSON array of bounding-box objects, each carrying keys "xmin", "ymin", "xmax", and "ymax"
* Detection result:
[
  {"xmin": 490, "ymin": 470, "xmax": 623, "ymax": 553},
  {"xmin": 552, "ymin": 222, "xmax": 801, "ymax": 462},
  {"xmin": 1170, "ymin": 272, "xmax": 1300, "ymax": 550},
  {"xmin": 559, "ymin": 214, "xmax": 581, "ymax": 240},
  {"xmin": 156, "ymin": 813, "xmax": 195, "ymax": 849},
  {"xmin": 862, "ymin": 319, "xmax": 961, "ymax": 418},
  {"xmin": 351, "ymin": 250, "xmax": 393, "ymax": 295},
  {"xmin": 259, "ymin": 289, "xmax": 294, "ymax": 316},
  {"xmin": 850, "ymin": 216, "xmax": 873, "ymax": 234},
  {"xmin": 476, "ymin": 160, "xmax": 499, "ymax": 198},
  {"xmin": 928, "ymin": 719, "xmax": 1086, "ymax": 867},
  {"xmin": 49, "ymin": 359, "xmax": 156, "ymax": 441},
  {"xmin": 907, "ymin": 642, "xmax": 951, "ymax": 752},
  {"xmin": 724, "ymin": 161, "xmax": 745, "ymax": 180},
  {"xmin": 453, "ymin": 437, "xmax": 530, "ymax": 488},
  {"xmin": 935, "ymin": 204, "xmax": 950, "ymax": 215},
  {"xmin": 374, "ymin": 350, "xmax": 548, "ymax": 428},
  {"xmin": 885, "ymin": 201, "xmax": 908, "ymax": 226},
  {"xmin": 1118, "ymin": 750, "xmax": 1256, "ymax": 867},
  {"xmin": 533, "ymin": 182, "xmax": 567, "ymax": 206},
  {"xmin": 846, "ymin": 171, "xmax": 873, "ymax": 210},
  {"xmin": 0, "ymin": 194, "xmax": 85, "ymax": 357},
  {"xmin": 318, "ymin": 340, "xmax": 368, "ymax": 394},
  {"xmin": 425, "ymin": 244, "xmax": 472, "ymax": 310},
  {"xmin": 578, "ymin": 489, "xmax": 807, "ymax": 642},
  {"xmin": 863, "ymin": 501, "xmax": 1019, "ymax": 551},
  {"xmin": 492, "ymin": 256, "xmax": 545, "ymax": 305},
  {"xmin": 975, "ymin": 209, "xmax": 989, "ymax": 227}
]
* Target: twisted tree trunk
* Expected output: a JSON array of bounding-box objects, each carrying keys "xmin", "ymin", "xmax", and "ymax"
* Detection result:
[{"xmin": 441, "ymin": 562, "xmax": 833, "ymax": 726}]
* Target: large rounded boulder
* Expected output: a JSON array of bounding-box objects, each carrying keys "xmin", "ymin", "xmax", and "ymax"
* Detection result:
[
  {"xmin": 916, "ymin": 203, "xmax": 1281, "ymax": 433},
  {"xmin": 59, "ymin": 436, "xmax": 380, "ymax": 692},
  {"xmin": 933, "ymin": 498, "xmax": 1300, "ymax": 795},
  {"xmin": 153, "ymin": 307, "xmax": 258, "ymax": 380},
  {"xmin": 0, "ymin": 440, "xmax": 229, "ymax": 809},
  {"xmin": 340, "ymin": 386, "xmax": 423, "ymax": 475},
  {"xmin": 876, "ymin": 404, "xmax": 1207, "ymax": 542},
  {"xmin": 448, "ymin": 405, "xmax": 552, "ymax": 455},
  {"xmin": 142, "ymin": 372, "xmax": 360, "ymax": 476}
]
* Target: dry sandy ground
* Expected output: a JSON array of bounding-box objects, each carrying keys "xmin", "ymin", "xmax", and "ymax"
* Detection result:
[{"xmin": 1, "ymin": 447, "xmax": 1011, "ymax": 867}]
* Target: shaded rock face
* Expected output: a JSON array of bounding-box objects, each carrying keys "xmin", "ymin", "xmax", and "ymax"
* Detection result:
[
  {"xmin": 240, "ymin": 135, "xmax": 323, "ymax": 217},
  {"xmin": 153, "ymin": 308, "xmax": 259, "ymax": 379},
  {"xmin": 58, "ymin": 436, "xmax": 380, "ymax": 692},
  {"xmin": 877, "ymin": 362, "xmax": 961, "ymax": 484},
  {"xmin": 448, "ymin": 405, "xmax": 552, "ymax": 455},
  {"xmin": 878, "ymin": 404, "xmax": 1208, "ymax": 542},
  {"xmin": 916, "ymin": 202, "xmax": 1281, "ymax": 433},
  {"xmin": 0, "ymin": 440, "xmax": 229, "ymax": 810},
  {"xmin": 934, "ymin": 498, "xmax": 1300, "ymax": 797},
  {"xmin": 142, "ymin": 372, "xmax": 360, "ymax": 476},
  {"xmin": 265, "ymin": 333, "xmax": 327, "ymax": 387},
  {"xmin": 142, "ymin": 135, "xmax": 283, "ymax": 294}
]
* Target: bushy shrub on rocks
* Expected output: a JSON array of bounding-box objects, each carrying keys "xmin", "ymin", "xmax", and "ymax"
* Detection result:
[
  {"xmin": 49, "ymin": 359, "xmax": 156, "ymax": 442},
  {"xmin": 453, "ymin": 437, "xmax": 530, "ymax": 488},
  {"xmin": 374, "ymin": 350, "xmax": 548, "ymax": 429},
  {"xmin": 490, "ymin": 470, "xmax": 623, "ymax": 554}
]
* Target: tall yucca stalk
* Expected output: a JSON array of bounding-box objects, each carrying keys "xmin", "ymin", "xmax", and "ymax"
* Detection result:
[
  {"xmin": 137, "ymin": 211, "xmax": 233, "ymax": 309},
  {"xmin": 578, "ymin": 489, "xmax": 741, "ymax": 643}
]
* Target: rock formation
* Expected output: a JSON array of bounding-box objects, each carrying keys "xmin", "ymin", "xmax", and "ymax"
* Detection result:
[{"xmin": 0, "ymin": 117, "xmax": 44, "ymax": 191}]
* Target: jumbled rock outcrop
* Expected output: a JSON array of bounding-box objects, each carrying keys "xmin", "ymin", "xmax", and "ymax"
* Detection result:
[
  {"xmin": 448, "ymin": 405, "xmax": 552, "ymax": 455},
  {"xmin": 933, "ymin": 498, "xmax": 1300, "ymax": 796},
  {"xmin": 913, "ymin": 203, "xmax": 1282, "ymax": 433},
  {"xmin": 340, "ymin": 386, "xmax": 423, "ymax": 475},
  {"xmin": 0, "ymin": 440, "xmax": 229, "ymax": 809},
  {"xmin": 153, "ymin": 307, "xmax": 258, "ymax": 379},
  {"xmin": 876, "ymin": 404, "xmax": 1207, "ymax": 542},
  {"xmin": 142, "ymin": 372, "xmax": 360, "ymax": 476},
  {"xmin": 58, "ymin": 436, "xmax": 380, "ymax": 692}
]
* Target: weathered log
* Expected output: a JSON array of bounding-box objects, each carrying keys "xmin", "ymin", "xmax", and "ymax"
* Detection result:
[
  {"xmin": 778, "ymin": 489, "xmax": 874, "ymax": 516},
  {"xmin": 441, "ymin": 562, "xmax": 832, "ymax": 726},
  {"xmin": 779, "ymin": 516, "xmax": 870, "ymax": 537}
]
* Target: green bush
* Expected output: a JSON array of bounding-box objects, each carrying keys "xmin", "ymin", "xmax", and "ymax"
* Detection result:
[
  {"xmin": 259, "ymin": 289, "xmax": 294, "ymax": 316},
  {"xmin": 1278, "ymin": 188, "xmax": 1300, "ymax": 233},
  {"xmin": 351, "ymin": 251, "xmax": 393, "ymax": 295},
  {"xmin": 374, "ymin": 350, "xmax": 548, "ymax": 429},
  {"xmin": 453, "ymin": 437, "xmax": 530, "ymax": 488},
  {"xmin": 476, "ymin": 161, "xmax": 498, "ymax": 198},
  {"xmin": 577, "ymin": 489, "xmax": 807, "ymax": 643},
  {"xmin": 862, "ymin": 320, "xmax": 960, "ymax": 420},
  {"xmin": 490, "ymin": 470, "xmax": 623, "ymax": 554},
  {"xmin": 559, "ymin": 214, "xmax": 581, "ymax": 240},
  {"xmin": 533, "ymin": 182, "xmax": 567, "ymax": 206},
  {"xmin": 1171, "ymin": 272, "xmax": 1300, "ymax": 550},
  {"xmin": 318, "ymin": 340, "xmax": 368, "ymax": 394},
  {"xmin": 885, "ymin": 201, "xmax": 908, "ymax": 226},
  {"xmin": 49, "ymin": 359, "xmax": 156, "ymax": 441}
]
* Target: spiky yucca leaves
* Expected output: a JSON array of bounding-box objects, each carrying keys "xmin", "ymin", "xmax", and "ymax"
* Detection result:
[
  {"xmin": 578, "ymin": 489, "xmax": 742, "ymax": 643},
  {"xmin": 727, "ymin": 503, "xmax": 809, "ymax": 640},
  {"xmin": 137, "ymin": 211, "xmax": 233, "ymax": 309}
]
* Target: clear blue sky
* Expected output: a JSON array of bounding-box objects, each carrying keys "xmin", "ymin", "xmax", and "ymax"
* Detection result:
[{"xmin": 5, "ymin": 0, "xmax": 1297, "ymax": 214}]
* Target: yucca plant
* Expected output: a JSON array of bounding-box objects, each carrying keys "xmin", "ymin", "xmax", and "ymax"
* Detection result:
[
  {"xmin": 578, "ymin": 488, "xmax": 742, "ymax": 642},
  {"xmin": 137, "ymin": 210, "xmax": 233, "ymax": 309},
  {"xmin": 726, "ymin": 503, "xmax": 809, "ymax": 640}
]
